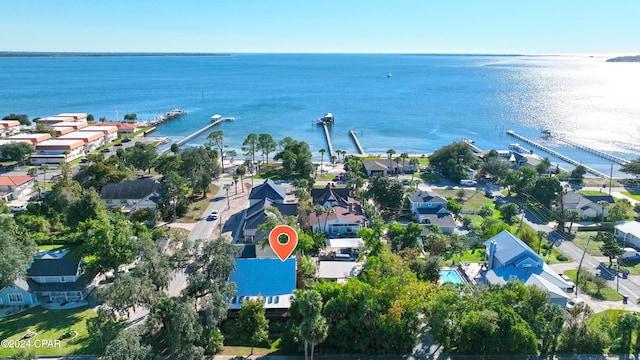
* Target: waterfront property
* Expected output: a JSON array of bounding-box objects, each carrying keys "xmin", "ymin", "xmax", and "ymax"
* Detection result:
[
  {"xmin": 483, "ymin": 230, "xmax": 573, "ymax": 307},
  {"xmin": 7, "ymin": 132, "xmax": 52, "ymax": 144},
  {"xmin": 57, "ymin": 131, "xmax": 106, "ymax": 153},
  {"xmin": 310, "ymin": 183, "xmax": 368, "ymax": 237},
  {"xmin": 562, "ymin": 191, "xmax": 615, "ymax": 220}
]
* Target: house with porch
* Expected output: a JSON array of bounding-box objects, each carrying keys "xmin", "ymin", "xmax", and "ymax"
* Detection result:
[
  {"xmin": 361, "ymin": 159, "xmax": 401, "ymax": 177},
  {"xmin": 483, "ymin": 230, "xmax": 573, "ymax": 307}
]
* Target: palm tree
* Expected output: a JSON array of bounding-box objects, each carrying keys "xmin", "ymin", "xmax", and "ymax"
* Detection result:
[
  {"xmin": 297, "ymin": 256, "xmax": 317, "ymax": 288},
  {"xmin": 536, "ymin": 230, "xmax": 547, "ymax": 254},
  {"xmin": 323, "ymin": 206, "xmax": 335, "ymax": 234},
  {"xmin": 40, "ymin": 164, "xmax": 49, "ymax": 190},
  {"xmin": 319, "ymin": 149, "xmax": 326, "ymax": 174},
  {"xmin": 295, "ymin": 290, "xmax": 328, "ymax": 360},
  {"xmin": 330, "ymin": 155, "xmax": 337, "ymax": 167},
  {"xmin": 232, "ymin": 175, "xmax": 239, "ymax": 195},
  {"xmin": 399, "ymin": 152, "xmax": 409, "ymax": 173},
  {"xmin": 243, "ymin": 159, "xmax": 254, "ymax": 187},
  {"xmin": 386, "ymin": 149, "xmax": 396, "ymax": 176},
  {"xmin": 223, "ymin": 183, "xmax": 232, "ymax": 208},
  {"xmin": 409, "ymin": 158, "xmax": 420, "ymax": 181},
  {"xmin": 597, "ymin": 200, "xmax": 610, "ymax": 222},
  {"xmin": 27, "ymin": 167, "xmax": 39, "ymax": 195},
  {"xmin": 236, "ymin": 165, "xmax": 246, "ymax": 192},
  {"xmin": 567, "ymin": 210, "xmax": 580, "ymax": 232},
  {"xmin": 314, "ymin": 205, "xmax": 325, "ymax": 232}
]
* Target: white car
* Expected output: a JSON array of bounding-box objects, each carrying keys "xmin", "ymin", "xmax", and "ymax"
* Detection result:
[
  {"xmin": 207, "ymin": 210, "xmax": 219, "ymax": 221},
  {"xmin": 566, "ymin": 298, "xmax": 585, "ymax": 311},
  {"xmin": 559, "ymin": 273, "xmax": 576, "ymax": 293}
]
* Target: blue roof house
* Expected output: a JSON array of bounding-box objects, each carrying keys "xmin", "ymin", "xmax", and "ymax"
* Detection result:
[
  {"xmin": 228, "ymin": 258, "xmax": 297, "ymax": 317},
  {"xmin": 484, "ymin": 230, "xmax": 572, "ymax": 307}
]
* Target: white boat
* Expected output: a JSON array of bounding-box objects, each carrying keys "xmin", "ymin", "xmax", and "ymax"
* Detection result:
[
  {"xmin": 210, "ymin": 114, "xmax": 222, "ymax": 122},
  {"xmin": 387, "ymin": 72, "xmax": 392, "ymax": 78},
  {"xmin": 317, "ymin": 113, "xmax": 334, "ymax": 125}
]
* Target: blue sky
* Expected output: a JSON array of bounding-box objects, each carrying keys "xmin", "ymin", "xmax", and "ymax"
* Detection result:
[{"xmin": 1, "ymin": 0, "xmax": 638, "ymax": 54}]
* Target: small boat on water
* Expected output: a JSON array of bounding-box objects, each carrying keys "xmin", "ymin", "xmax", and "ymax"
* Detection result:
[
  {"xmin": 387, "ymin": 72, "xmax": 392, "ymax": 78},
  {"xmin": 317, "ymin": 113, "xmax": 334, "ymax": 125}
]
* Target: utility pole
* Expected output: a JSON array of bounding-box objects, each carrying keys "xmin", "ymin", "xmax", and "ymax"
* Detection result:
[
  {"xmin": 609, "ymin": 163, "xmax": 613, "ymax": 196},
  {"xmin": 575, "ymin": 235, "xmax": 592, "ymax": 298}
]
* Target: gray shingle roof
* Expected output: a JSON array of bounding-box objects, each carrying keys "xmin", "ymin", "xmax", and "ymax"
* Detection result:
[
  {"xmin": 27, "ymin": 259, "xmax": 81, "ymax": 277},
  {"xmin": 100, "ymin": 177, "xmax": 161, "ymax": 200},
  {"xmin": 408, "ymin": 190, "xmax": 447, "ymax": 204},
  {"xmin": 249, "ymin": 179, "xmax": 285, "ymax": 201}
]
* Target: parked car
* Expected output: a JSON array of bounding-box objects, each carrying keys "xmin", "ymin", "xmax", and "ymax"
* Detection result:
[
  {"xmin": 559, "ymin": 273, "xmax": 576, "ymax": 293},
  {"xmin": 207, "ymin": 210, "xmax": 220, "ymax": 221},
  {"xmin": 121, "ymin": 138, "xmax": 132, "ymax": 143},
  {"xmin": 565, "ymin": 298, "xmax": 584, "ymax": 310},
  {"xmin": 10, "ymin": 203, "xmax": 28, "ymax": 212},
  {"xmin": 100, "ymin": 148, "xmax": 111, "ymax": 153},
  {"xmin": 115, "ymin": 143, "xmax": 123, "ymax": 147}
]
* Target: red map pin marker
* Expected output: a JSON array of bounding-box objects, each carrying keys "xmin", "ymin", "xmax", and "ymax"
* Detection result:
[{"xmin": 269, "ymin": 225, "xmax": 298, "ymax": 261}]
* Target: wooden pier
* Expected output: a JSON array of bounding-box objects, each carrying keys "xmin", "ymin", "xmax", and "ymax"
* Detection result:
[
  {"xmin": 506, "ymin": 130, "xmax": 609, "ymax": 178},
  {"xmin": 456, "ymin": 139, "xmax": 483, "ymax": 154},
  {"xmin": 551, "ymin": 135, "xmax": 630, "ymax": 166},
  {"xmin": 349, "ymin": 130, "xmax": 365, "ymax": 155},
  {"xmin": 321, "ymin": 124, "xmax": 335, "ymax": 158},
  {"xmin": 159, "ymin": 117, "xmax": 234, "ymax": 154}
]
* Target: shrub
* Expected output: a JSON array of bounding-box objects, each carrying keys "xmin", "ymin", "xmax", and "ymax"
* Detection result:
[{"xmin": 556, "ymin": 254, "xmax": 569, "ymax": 261}]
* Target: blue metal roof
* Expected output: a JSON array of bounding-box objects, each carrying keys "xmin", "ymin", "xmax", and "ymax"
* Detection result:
[
  {"xmin": 485, "ymin": 230, "xmax": 542, "ymax": 268},
  {"xmin": 229, "ymin": 258, "xmax": 296, "ymax": 297}
]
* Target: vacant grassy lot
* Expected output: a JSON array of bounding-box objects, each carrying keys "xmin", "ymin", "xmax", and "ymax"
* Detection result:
[
  {"xmin": 622, "ymin": 191, "xmax": 640, "ymax": 202},
  {"xmin": 0, "ymin": 306, "xmax": 100, "ymax": 357},
  {"xmin": 565, "ymin": 269, "xmax": 623, "ymax": 301},
  {"xmin": 432, "ymin": 188, "xmax": 494, "ymax": 210},
  {"xmin": 572, "ymin": 231, "xmax": 605, "ymax": 257},
  {"xmin": 178, "ymin": 184, "xmax": 220, "ymax": 223}
]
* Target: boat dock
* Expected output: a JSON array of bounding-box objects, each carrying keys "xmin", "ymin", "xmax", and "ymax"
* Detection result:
[
  {"xmin": 149, "ymin": 109, "xmax": 186, "ymax": 126},
  {"xmin": 159, "ymin": 116, "xmax": 234, "ymax": 154},
  {"xmin": 551, "ymin": 135, "xmax": 630, "ymax": 166},
  {"xmin": 321, "ymin": 123, "xmax": 335, "ymax": 158},
  {"xmin": 349, "ymin": 130, "xmax": 365, "ymax": 155},
  {"xmin": 506, "ymin": 130, "xmax": 609, "ymax": 178},
  {"xmin": 456, "ymin": 139, "xmax": 483, "ymax": 153}
]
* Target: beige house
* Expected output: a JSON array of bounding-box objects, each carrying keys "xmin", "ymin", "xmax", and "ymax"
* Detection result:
[
  {"xmin": 31, "ymin": 139, "xmax": 85, "ymax": 164},
  {"xmin": 0, "ymin": 175, "xmax": 35, "ymax": 201}
]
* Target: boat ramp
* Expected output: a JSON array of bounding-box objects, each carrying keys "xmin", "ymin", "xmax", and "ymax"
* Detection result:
[{"xmin": 506, "ymin": 130, "xmax": 609, "ymax": 178}]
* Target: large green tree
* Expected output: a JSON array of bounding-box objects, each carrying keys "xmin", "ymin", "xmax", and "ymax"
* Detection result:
[
  {"xmin": 3, "ymin": 113, "xmax": 31, "ymax": 125},
  {"xmin": 620, "ymin": 157, "xmax": 640, "ymax": 179},
  {"xmin": 428, "ymin": 142, "xmax": 477, "ymax": 182},
  {"xmin": 179, "ymin": 146, "xmax": 221, "ymax": 197},
  {"xmin": 274, "ymin": 138, "xmax": 314, "ymax": 178},
  {"xmin": 0, "ymin": 232, "xmax": 37, "ymax": 288},
  {"xmin": 234, "ymin": 298, "xmax": 269, "ymax": 356},
  {"xmin": 124, "ymin": 142, "xmax": 156, "ymax": 173},
  {"xmin": 530, "ymin": 176, "xmax": 563, "ymax": 208},
  {"xmin": 0, "ymin": 142, "xmax": 34, "ymax": 162},
  {"xmin": 599, "ymin": 231, "xmax": 623, "ymax": 266},
  {"xmin": 258, "ymin": 133, "xmax": 277, "ymax": 164},
  {"xmin": 206, "ymin": 130, "xmax": 225, "ymax": 170},
  {"xmin": 369, "ymin": 176, "xmax": 404, "ymax": 211}
]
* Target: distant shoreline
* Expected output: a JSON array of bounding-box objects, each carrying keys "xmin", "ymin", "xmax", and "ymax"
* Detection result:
[
  {"xmin": 0, "ymin": 52, "xmax": 231, "ymax": 58},
  {"xmin": 606, "ymin": 55, "xmax": 640, "ymax": 62}
]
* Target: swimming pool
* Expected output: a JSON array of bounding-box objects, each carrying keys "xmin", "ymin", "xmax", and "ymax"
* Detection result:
[{"xmin": 439, "ymin": 269, "xmax": 464, "ymax": 284}]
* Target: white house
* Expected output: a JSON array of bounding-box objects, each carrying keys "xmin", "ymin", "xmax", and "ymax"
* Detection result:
[
  {"xmin": 614, "ymin": 221, "xmax": 640, "ymax": 249},
  {"xmin": 563, "ymin": 192, "xmax": 614, "ymax": 220},
  {"xmin": 31, "ymin": 139, "xmax": 85, "ymax": 164},
  {"xmin": 0, "ymin": 175, "xmax": 35, "ymax": 201},
  {"xmin": 0, "ymin": 120, "xmax": 21, "ymax": 138},
  {"xmin": 310, "ymin": 184, "xmax": 367, "ymax": 237}
]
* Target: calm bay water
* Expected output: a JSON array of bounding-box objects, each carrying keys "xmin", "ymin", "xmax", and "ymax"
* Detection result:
[{"xmin": 1, "ymin": 53, "xmax": 639, "ymax": 175}]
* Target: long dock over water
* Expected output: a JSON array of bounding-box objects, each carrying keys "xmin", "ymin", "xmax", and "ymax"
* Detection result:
[
  {"xmin": 159, "ymin": 117, "xmax": 234, "ymax": 154},
  {"xmin": 321, "ymin": 124, "xmax": 335, "ymax": 158},
  {"xmin": 349, "ymin": 130, "xmax": 365, "ymax": 155},
  {"xmin": 506, "ymin": 130, "xmax": 609, "ymax": 178},
  {"xmin": 552, "ymin": 135, "xmax": 630, "ymax": 166}
]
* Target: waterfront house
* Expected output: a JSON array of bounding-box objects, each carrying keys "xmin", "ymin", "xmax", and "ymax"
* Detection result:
[
  {"xmin": 0, "ymin": 120, "xmax": 21, "ymax": 138},
  {"xmin": 0, "ymin": 175, "xmax": 35, "ymax": 201},
  {"xmin": 227, "ymin": 258, "xmax": 296, "ymax": 318},
  {"xmin": 483, "ymin": 230, "xmax": 573, "ymax": 307},
  {"xmin": 614, "ymin": 221, "xmax": 640, "ymax": 249},
  {"xmin": 309, "ymin": 184, "xmax": 367, "ymax": 237},
  {"xmin": 99, "ymin": 122, "xmax": 139, "ymax": 134},
  {"xmin": 100, "ymin": 177, "xmax": 161, "ymax": 212},
  {"xmin": 562, "ymin": 191, "xmax": 614, "ymax": 220},
  {"xmin": 31, "ymin": 139, "xmax": 85, "ymax": 164},
  {"xmin": 248, "ymin": 179, "xmax": 288, "ymax": 206},
  {"xmin": 361, "ymin": 159, "xmax": 401, "ymax": 176},
  {"xmin": 407, "ymin": 190, "xmax": 456, "ymax": 234}
]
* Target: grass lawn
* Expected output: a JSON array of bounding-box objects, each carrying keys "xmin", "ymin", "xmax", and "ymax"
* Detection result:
[
  {"xmin": 586, "ymin": 309, "xmax": 629, "ymax": 329},
  {"xmin": 622, "ymin": 191, "xmax": 640, "ymax": 202},
  {"xmin": 36, "ymin": 244, "xmax": 87, "ymax": 261},
  {"xmin": 565, "ymin": 269, "xmax": 623, "ymax": 301},
  {"xmin": 572, "ymin": 231, "xmax": 605, "ymax": 257},
  {"xmin": 179, "ymin": 185, "xmax": 220, "ymax": 223},
  {"xmin": 579, "ymin": 190, "xmax": 609, "ymax": 196},
  {"xmin": 419, "ymin": 172, "xmax": 440, "ymax": 184},
  {"xmin": 0, "ymin": 306, "xmax": 100, "ymax": 357},
  {"xmin": 452, "ymin": 247, "xmax": 486, "ymax": 263},
  {"xmin": 432, "ymin": 189, "xmax": 495, "ymax": 210}
]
